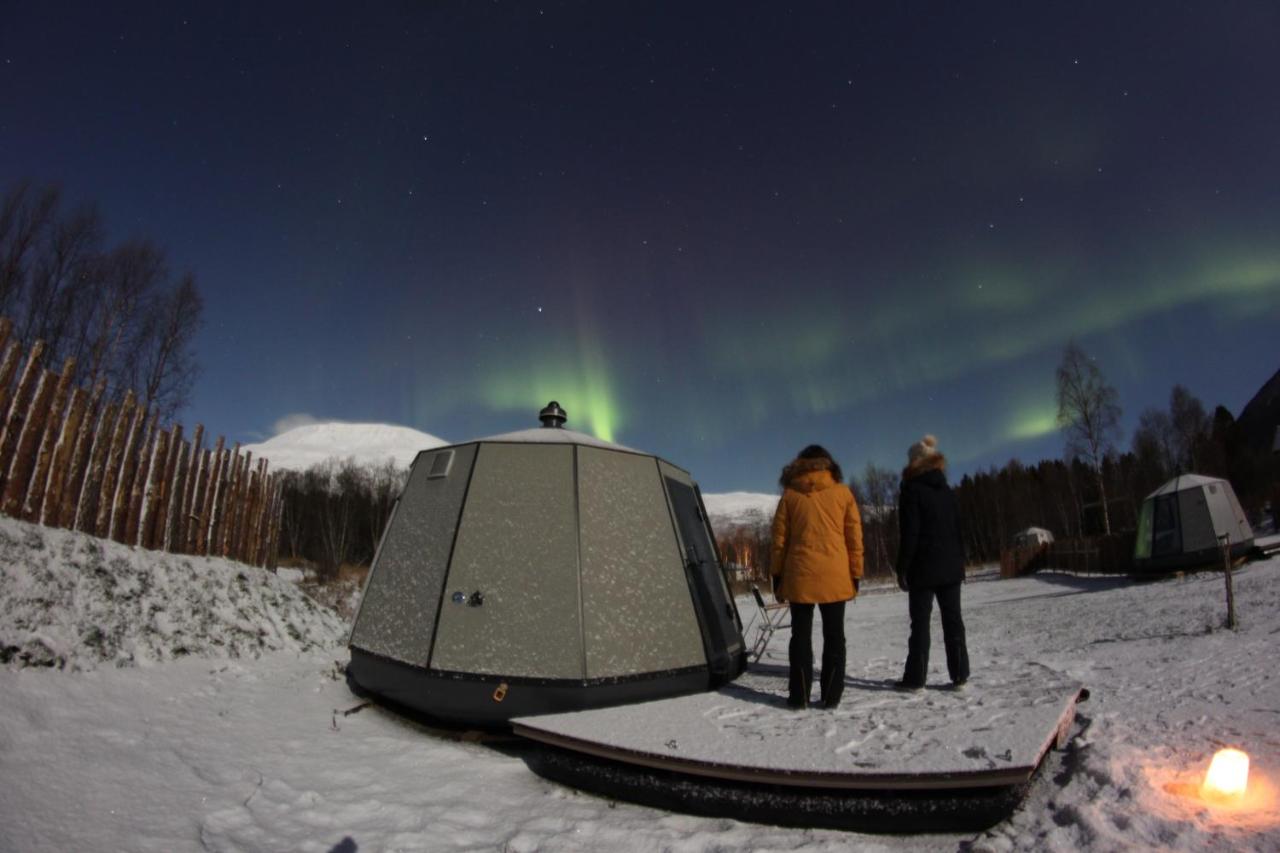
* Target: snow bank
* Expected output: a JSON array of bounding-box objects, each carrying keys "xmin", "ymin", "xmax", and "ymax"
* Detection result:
[{"xmin": 0, "ymin": 516, "xmax": 347, "ymax": 671}]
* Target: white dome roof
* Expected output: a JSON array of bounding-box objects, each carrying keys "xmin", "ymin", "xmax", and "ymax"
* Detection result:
[{"xmin": 471, "ymin": 427, "xmax": 638, "ymax": 453}]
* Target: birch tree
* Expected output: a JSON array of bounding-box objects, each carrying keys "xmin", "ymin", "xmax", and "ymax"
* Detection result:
[{"xmin": 1056, "ymin": 341, "xmax": 1122, "ymax": 535}]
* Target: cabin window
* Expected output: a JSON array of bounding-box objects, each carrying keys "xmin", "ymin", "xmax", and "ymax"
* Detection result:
[{"xmin": 427, "ymin": 450, "xmax": 454, "ymax": 479}]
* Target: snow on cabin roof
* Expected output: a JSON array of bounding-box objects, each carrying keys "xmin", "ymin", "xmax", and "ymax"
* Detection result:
[
  {"xmin": 468, "ymin": 427, "xmax": 640, "ymax": 453},
  {"xmin": 1146, "ymin": 473, "xmax": 1228, "ymax": 498}
]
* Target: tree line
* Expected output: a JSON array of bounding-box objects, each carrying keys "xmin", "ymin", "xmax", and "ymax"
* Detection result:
[
  {"xmin": 277, "ymin": 458, "xmax": 405, "ymax": 578},
  {"xmin": 0, "ymin": 180, "xmax": 203, "ymax": 422},
  {"xmin": 719, "ymin": 342, "xmax": 1279, "ymax": 578}
]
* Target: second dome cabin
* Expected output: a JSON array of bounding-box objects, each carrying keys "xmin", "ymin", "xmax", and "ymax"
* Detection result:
[
  {"xmin": 1133, "ymin": 474, "xmax": 1254, "ymax": 572},
  {"xmin": 347, "ymin": 402, "xmax": 746, "ymax": 726}
]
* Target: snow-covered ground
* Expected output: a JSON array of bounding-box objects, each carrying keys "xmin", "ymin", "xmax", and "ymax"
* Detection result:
[
  {"xmin": 2, "ymin": 515, "xmax": 1279, "ymax": 851},
  {"xmin": 0, "ymin": 518, "xmax": 345, "ymax": 671}
]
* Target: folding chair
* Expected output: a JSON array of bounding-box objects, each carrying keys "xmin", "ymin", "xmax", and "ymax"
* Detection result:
[{"xmin": 748, "ymin": 584, "xmax": 791, "ymax": 662}]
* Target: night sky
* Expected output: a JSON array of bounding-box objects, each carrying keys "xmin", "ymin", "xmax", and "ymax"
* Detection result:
[{"xmin": 3, "ymin": 2, "xmax": 1278, "ymax": 492}]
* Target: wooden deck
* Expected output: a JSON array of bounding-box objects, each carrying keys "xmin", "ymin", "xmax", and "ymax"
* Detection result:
[{"xmin": 514, "ymin": 661, "xmax": 1085, "ymax": 792}]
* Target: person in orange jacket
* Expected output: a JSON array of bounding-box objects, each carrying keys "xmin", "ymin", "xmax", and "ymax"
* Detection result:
[{"xmin": 770, "ymin": 445, "xmax": 864, "ymax": 709}]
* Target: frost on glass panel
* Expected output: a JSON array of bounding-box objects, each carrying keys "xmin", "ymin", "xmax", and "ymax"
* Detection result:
[
  {"xmin": 349, "ymin": 444, "xmax": 476, "ymax": 666},
  {"xmin": 431, "ymin": 443, "xmax": 584, "ymax": 679},
  {"xmin": 578, "ymin": 447, "xmax": 703, "ymax": 679}
]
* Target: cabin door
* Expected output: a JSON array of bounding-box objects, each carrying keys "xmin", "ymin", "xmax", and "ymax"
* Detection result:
[
  {"xmin": 1151, "ymin": 493, "xmax": 1182, "ymax": 558},
  {"xmin": 663, "ymin": 473, "xmax": 744, "ymax": 681}
]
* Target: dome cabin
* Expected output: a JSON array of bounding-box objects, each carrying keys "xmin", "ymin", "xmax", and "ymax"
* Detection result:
[
  {"xmin": 1012, "ymin": 527, "xmax": 1054, "ymax": 549},
  {"xmin": 347, "ymin": 402, "xmax": 747, "ymax": 726},
  {"xmin": 1133, "ymin": 474, "xmax": 1254, "ymax": 572}
]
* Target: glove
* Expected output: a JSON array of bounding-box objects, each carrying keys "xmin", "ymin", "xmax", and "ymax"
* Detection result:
[
  {"xmin": 852, "ymin": 578, "xmax": 860, "ymax": 595},
  {"xmin": 897, "ymin": 572, "xmax": 909, "ymax": 592},
  {"xmin": 772, "ymin": 575, "xmax": 785, "ymax": 603}
]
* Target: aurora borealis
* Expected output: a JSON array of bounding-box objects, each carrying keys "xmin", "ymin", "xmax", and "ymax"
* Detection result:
[{"xmin": 3, "ymin": 2, "xmax": 1278, "ymax": 491}]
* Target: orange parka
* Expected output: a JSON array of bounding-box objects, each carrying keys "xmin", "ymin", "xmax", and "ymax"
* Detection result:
[{"xmin": 770, "ymin": 457, "xmax": 865, "ymax": 604}]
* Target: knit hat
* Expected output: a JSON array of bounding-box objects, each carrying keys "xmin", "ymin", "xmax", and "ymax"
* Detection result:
[{"xmin": 907, "ymin": 434, "xmax": 940, "ymax": 464}]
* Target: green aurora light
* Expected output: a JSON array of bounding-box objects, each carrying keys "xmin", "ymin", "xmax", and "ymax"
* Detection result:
[{"xmin": 701, "ymin": 244, "xmax": 1280, "ymax": 426}]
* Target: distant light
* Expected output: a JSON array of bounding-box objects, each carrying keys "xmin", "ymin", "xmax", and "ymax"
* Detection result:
[{"xmin": 1202, "ymin": 748, "xmax": 1250, "ymax": 801}]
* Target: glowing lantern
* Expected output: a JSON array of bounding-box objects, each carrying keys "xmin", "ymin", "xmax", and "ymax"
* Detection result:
[{"xmin": 1202, "ymin": 748, "xmax": 1250, "ymax": 801}]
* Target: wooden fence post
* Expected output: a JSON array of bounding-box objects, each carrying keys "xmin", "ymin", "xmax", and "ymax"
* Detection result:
[
  {"xmin": 229, "ymin": 448, "xmax": 245, "ymax": 555},
  {"xmin": 119, "ymin": 409, "xmax": 155, "ymax": 544},
  {"xmin": 0, "ymin": 340, "xmax": 46, "ymax": 493},
  {"xmin": 236, "ymin": 450, "xmax": 251, "ymax": 558},
  {"xmin": 201, "ymin": 440, "xmax": 227, "ymax": 556},
  {"xmin": 0, "ymin": 341, "xmax": 24, "ymax": 434},
  {"xmin": 74, "ymin": 396, "xmax": 117, "ymax": 533},
  {"xmin": 258, "ymin": 459, "xmax": 271, "ymax": 564},
  {"xmin": 95, "ymin": 391, "xmax": 136, "ymax": 538},
  {"xmin": 177, "ymin": 425, "xmax": 204, "ymax": 552},
  {"xmin": 254, "ymin": 472, "xmax": 267, "ymax": 567},
  {"xmin": 224, "ymin": 451, "xmax": 242, "ymax": 559},
  {"xmin": 138, "ymin": 428, "xmax": 168, "ymax": 548},
  {"xmin": 154, "ymin": 424, "xmax": 182, "ymax": 550},
  {"xmin": 241, "ymin": 459, "xmax": 264, "ymax": 562},
  {"xmin": 260, "ymin": 473, "xmax": 276, "ymax": 568},
  {"xmin": 267, "ymin": 475, "xmax": 284, "ymax": 569},
  {"xmin": 246, "ymin": 457, "xmax": 267, "ymax": 564},
  {"xmin": 23, "ymin": 357, "xmax": 76, "ymax": 520},
  {"xmin": 1219, "ymin": 534, "xmax": 1238, "ymax": 630},
  {"xmin": 42, "ymin": 385, "xmax": 87, "ymax": 526},
  {"xmin": 190, "ymin": 445, "xmax": 213, "ymax": 554},
  {"xmin": 2, "ymin": 368, "xmax": 55, "ymax": 516},
  {"xmin": 164, "ymin": 436, "xmax": 189, "ymax": 552},
  {"xmin": 232, "ymin": 462, "xmax": 249, "ymax": 562},
  {"xmin": 234, "ymin": 452, "xmax": 253, "ymax": 559},
  {"xmin": 60, "ymin": 381, "xmax": 105, "ymax": 529},
  {"xmin": 219, "ymin": 443, "xmax": 237, "ymax": 554}
]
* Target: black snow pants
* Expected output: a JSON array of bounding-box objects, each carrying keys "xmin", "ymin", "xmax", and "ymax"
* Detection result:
[
  {"xmin": 788, "ymin": 600, "xmax": 847, "ymax": 708},
  {"xmin": 902, "ymin": 582, "xmax": 969, "ymax": 686}
]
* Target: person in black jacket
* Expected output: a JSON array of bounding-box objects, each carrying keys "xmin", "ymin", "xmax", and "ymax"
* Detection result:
[{"xmin": 894, "ymin": 434, "xmax": 969, "ymax": 689}]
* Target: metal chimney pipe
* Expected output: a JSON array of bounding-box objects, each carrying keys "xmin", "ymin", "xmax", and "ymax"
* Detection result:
[{"xmin": 539, "ymin": 401, "xmax": 567, "ymax": 428}]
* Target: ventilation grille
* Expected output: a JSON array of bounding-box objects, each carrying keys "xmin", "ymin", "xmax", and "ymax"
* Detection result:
[{"xmin": 426, "ymin": 450, "xmax": 454, "ymax": 479}]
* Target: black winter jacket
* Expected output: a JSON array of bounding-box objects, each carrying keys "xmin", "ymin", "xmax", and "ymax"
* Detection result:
[{"xmin": 895, "ymin": 464, "xmax": 965, "ymax": 589}]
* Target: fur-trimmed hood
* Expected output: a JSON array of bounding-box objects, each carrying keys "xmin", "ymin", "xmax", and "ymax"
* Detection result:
[
  {"xmin": 903, "ymin": 452, "xmax": 947, "ymax": 482},
  {"xmin": 780, "ymin": 456, "xmax": 837, "ymax": 493}
]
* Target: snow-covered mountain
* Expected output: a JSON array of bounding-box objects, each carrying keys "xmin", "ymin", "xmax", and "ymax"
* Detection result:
[
  {"xmin": 246, "ymin": 422, "xmax": 777, "ymax": 520},
  {"xmin": 702, "ymin": 491, "xmax": 778, "ymax": 529},
  {"xmin": 242, "ymin": 422, "xmax": 447, "ymax": 472}
]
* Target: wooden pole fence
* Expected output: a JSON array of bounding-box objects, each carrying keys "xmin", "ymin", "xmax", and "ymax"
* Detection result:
[{"xmin": 0, "ymin": 328, "xmax": 280, "ymax": 569}]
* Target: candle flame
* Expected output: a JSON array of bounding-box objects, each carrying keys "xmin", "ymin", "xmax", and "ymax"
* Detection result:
[{"xmin": 1202, "ymin": 748, "xmax": 1250, "ymax": 801}]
